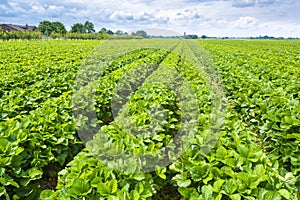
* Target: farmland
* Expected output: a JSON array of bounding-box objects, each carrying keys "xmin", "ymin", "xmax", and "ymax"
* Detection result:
[{"xmin": 0, "ymin": 39, "xmax": 299, "ymax": 199}]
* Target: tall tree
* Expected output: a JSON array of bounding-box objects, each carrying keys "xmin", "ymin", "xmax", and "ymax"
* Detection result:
[
  {"xmin": 107, "ymin": 30, "xmax": 114, "ymax": 35},
  {"xmin": 115, "ymin": 30, "xmax": 124, "ymax": 35},
  {"xmin": 71, "ymin": 23, "xmax": 84, "ymax": 33},
  {"xmin": 38, "ymin": 20, "xmax": 53, "ymax": 36},
  {"xmin": 84, "ymin": 21, "xmax": 95, "ymax": 33},
  {"xmin": 51, "ymin": 22, "xmax": 66, "ymax": 35},
  {"xmin": 99, "ymin": 28, "xmax": 107, "ymax": 34},
  {"xmin": 134, "ymin": 30, "xmax": 147, "ymax": 38}
]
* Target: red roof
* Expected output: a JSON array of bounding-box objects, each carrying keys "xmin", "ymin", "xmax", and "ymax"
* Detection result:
[{"xmin": 0, "ymin": 24, "xmax": 37, "ymax": 31}]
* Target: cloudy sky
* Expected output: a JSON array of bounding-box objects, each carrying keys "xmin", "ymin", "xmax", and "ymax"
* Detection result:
[{"xmin": 0, "ymin": 0, "xmax": 299, "ymax": 37}]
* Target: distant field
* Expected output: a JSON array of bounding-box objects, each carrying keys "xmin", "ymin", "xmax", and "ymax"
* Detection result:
[{"xmin": 0, "ymin": 39, "xmax": 299, "ymax": 199}]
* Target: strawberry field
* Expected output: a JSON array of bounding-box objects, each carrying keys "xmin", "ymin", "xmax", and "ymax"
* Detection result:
[{"xmin": 0, "ymin": 39, "xmax": 299, "ymax": 199}]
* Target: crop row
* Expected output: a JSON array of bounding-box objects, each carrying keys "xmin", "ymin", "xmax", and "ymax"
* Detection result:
[
  {"xmin": 0, "ymin": 48, "xmax": 157, "ymax": 122},
  {"xmin": 0, "ymin": 40, "xmax": 100, "ymax": 198},
  {"xmin": 1, "ymin": 39, "xmax": 298, "ymax": 199},
  {"xmin": 199, "ymin": 40, "xmax": 300, "ymax": 197},
  {"xmin": 41, "ymin": 47, "xmax": 208, "ymax": 199},
  {"xmin": 41, "ymin": 41, "xmax": 297, "ymax": 199},
  {"xmin": 0, "ymin": 40, "xmax": 179, "ymax": 199}
]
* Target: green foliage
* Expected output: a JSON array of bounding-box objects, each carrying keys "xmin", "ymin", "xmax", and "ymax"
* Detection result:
[
  {"xmin": 0, "ymin": 39, "xmax": 299, "ymax": 199},
  {"xmin": 64, "ymin": 32, "xmax": 108, "ymax": 40},
  {"xmin": 38, "ymin": 21, "xmax": 66, "ymax": 36},
  {"xmin": 38, "ymin": 20, "xmax": 53, "ymax": 36},
  {"xmin": 40, "ymin": 41, "xmax": 298, "ymax": 199},
  {"xmin": 71, "ymin": 21, "xmax": 95, "ymax": 34},
  {"xmin": 0, "ymin": 27, "xmax": 42, "ymax": 40},
  {"xmin": 132, "ymin": 30, "xmax": 148, "ymax": 38},
  {"xmin": 40, "ymin": 151, "xmax": 155, "ymax": 199},
  {"xmin": 0, "ymin": 40, "xmax": 100, "ymax": 199},
  {"xmin": 84, "ymin": 21, "xmax": 95, "ymax": 33},
  {"xmin": 50, "ymin": 22, "xmax": 67, "ymax": 35},
  {"xmin": 71, "ymin": 23, "xmax": 84, "ymax": 33},
  {"xmin": 200, "ymin": 39, "xmax": 300, "ymax": 195}
]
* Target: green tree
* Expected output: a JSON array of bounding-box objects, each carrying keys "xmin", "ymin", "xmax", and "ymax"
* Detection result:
[
  {"xmin": 38, "ymin": 20, "xmax": 53, "ymax": 36},
  {"xmin": 134, "ymin": 30, "xmax": 147, "ymax": 38},
  {"xmin": 99, "ymin": 28, "xmax": 107, "ymax": 34},
  {"xmin": 51, "ymin": 22, "xmax": 66, "ymax": 35},
  {"xmin": 115, "ymin": 30, "xmax": 123, "ymax": 35},
  {"xmin": 71, "ymin": 23, "xmax": 84, "ymax": 33},
  {"xmin": 84, "ymin": 21, "xmax": 95, "ymax": 33},
  {"xmin": 107, "ymin": 30, "xmax": 114, "ymax": 35}
]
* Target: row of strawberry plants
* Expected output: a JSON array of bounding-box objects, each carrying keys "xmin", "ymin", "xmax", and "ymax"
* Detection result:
[
  {"xmin": 0, "ymin": 71, "xmax": 75, "ymax": 121},
  {"xmin": 0, "ymin": 41, "xmax": 99, "ymax": 95},
  {"xmin": 0, "ymin": 48, "xmax": 156, "ymax": 122},
  {"xmin": 0, "ymin": 91, "xmax": 82, "ymax": 199},
  {"xmin": 3, "ymin": 39, "xmax": 297, "ymax": 199},
  {"xmin": 199, "ymin": 40, "xmax": 300, "ymax": 197},
  {"xmin": 41, "ymin": 113, "xmax": 294, "ymax": 199},
  {"xmin": 41, "ymin": 44, "xmax": 296, "ymax": 199},
  {"xmin": 0, "ymin": 41, "xmax": 101, "ymax": 199},
  {"xmin": 40, "ymin": 50, "xmax": 187, "ymax": 199},
  {"xmin": 73, "ymin": 48, "xmax": 170, "ymax": 147},
  {"xmin": 156, "ymin": 50, "xmax": 296, "ymax": 199},
  {"xmin": 93, "ymin": 48, "xmax": 167, "ymax": 126},
  {"xmin": 0, "ymin": 45, "xmax": 164, "ymax": 199}
]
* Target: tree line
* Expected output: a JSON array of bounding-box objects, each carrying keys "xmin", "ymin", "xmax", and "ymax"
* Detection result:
[
  {"xmin": 0, "ymin": 20, "xmax": 148, "ymax": 40},
  {"xmin": 0, "ymin": 28, "xmax": 42, "ymax": 40}
]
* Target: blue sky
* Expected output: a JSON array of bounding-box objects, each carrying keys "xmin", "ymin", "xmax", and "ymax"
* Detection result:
[{"xmin": 0, "ymin": 0, "xmax": 299, "ymax": 37}]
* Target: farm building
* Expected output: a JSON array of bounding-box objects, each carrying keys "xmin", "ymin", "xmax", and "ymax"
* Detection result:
[{"xmin": 0, "ymin": 24, "xmax": 37, "ymax": 31}]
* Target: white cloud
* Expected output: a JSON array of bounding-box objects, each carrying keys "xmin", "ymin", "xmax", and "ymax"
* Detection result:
[
  {"xmin": 234, "ymin": 16, "xmax": 258, "ymax": 28},
  {"xmin": 31, "ymin": 5, "xmax": 46, "ymax": 13},
  {"xmin": 232, "ymin": 0, "xmax": 255, "ymax": 7},
  {"xmin": 109, "ymin": 11, "xmax": 134, "ymax": 21},
  {"xmin": 48, "ymin": 5, "xmax": 64, "ymax": 11}
]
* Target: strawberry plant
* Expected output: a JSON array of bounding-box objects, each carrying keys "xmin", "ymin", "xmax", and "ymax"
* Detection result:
[
  {"xmin": 0, "ymin": 39, "xmax": 299, "ymax": 199},
  {"xmin": 41, "ymin": 40, "xmax": 297, "ymax": 199}
]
